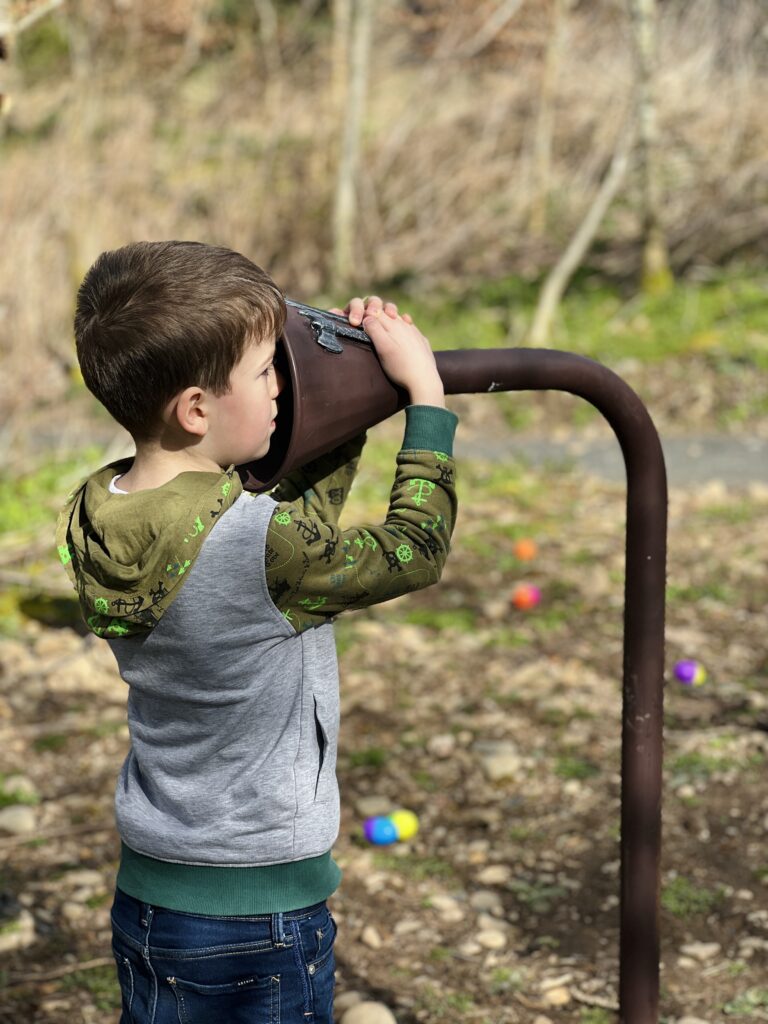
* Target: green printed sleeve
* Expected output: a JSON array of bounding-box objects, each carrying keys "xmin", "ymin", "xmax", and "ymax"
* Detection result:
[
  {"xmin": 265, "ymin": 407, "xmax": 458, "ymax": 633},
  {"xmin": 269, "ymin": 433, "xmax": 366, "ymax": 525}
]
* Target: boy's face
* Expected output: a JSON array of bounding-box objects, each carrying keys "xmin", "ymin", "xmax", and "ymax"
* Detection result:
[{"xmin": 206, "ymin": 336, "xmax": 281, "ymax": 466}]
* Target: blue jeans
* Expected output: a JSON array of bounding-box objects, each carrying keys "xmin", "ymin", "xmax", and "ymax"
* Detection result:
[{"xmin": 110, "ymin": 887, "xmax": 336, "ymax": 1024}]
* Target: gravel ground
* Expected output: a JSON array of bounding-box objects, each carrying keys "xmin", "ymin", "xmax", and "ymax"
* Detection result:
[{"xmin": 1, "ymin": 405, "xmax": 766, "ymax": 1022}]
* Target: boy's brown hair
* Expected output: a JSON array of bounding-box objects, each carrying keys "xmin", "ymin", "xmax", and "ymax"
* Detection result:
[{"xmin": 75, "ymin": 240, "xmax": 286, "ymax": 441}]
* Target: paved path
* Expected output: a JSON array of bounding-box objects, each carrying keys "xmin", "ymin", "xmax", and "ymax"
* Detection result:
[{"xmin": 455, "ymin": 434, "xmax": 767, "ymax": 486}]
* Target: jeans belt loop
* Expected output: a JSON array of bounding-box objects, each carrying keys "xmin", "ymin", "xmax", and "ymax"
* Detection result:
[{"xmin": 271, "ymin": 911, "xmax": 287, "ymax": 946}]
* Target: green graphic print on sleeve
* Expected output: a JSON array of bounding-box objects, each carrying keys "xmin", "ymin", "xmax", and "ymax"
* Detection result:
[{"xmin": 265, "ymin": 441, "xmax": 458, "ymax": 633}]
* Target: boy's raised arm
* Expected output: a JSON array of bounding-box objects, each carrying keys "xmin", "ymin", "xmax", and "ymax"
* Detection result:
[
  {"xmin": 269, "ymin": 433, "xmax": 367, "ymax": 526},
  {"xmin": 265, "ymin": 299, "xmax": 458, "ymax": 632}
]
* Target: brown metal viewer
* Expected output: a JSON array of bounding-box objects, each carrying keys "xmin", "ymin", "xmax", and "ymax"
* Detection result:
[{"xmin": 242, "ymin": 303, "xmax": 668, "ymax": 1024}]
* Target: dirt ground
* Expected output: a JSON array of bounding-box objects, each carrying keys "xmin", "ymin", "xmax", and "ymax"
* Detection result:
[{"xmin": 1, "ymin": 385, "xmax": 767, "ymax": 1023}]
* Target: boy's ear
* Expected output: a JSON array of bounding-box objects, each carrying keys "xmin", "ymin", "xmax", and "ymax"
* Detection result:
[{"xmin": 169, "ymin": 386, "xmax": 209, "ymax": 437}]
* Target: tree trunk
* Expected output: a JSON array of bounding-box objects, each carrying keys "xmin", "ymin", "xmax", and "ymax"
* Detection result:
[
  {"xmin": 331, "ymin": 0, "xmax": 373, "ymax": 292},
  {"xmin": 0, "ymin": 0, "xmax": 10, "ymax": 124},
  {"xmin": 627, "ymin": 0, "xmax": 673, "ymax": 294},
  {"xmin": 529, "ymin": 0, "xmax": 569, "ymax": 238}
]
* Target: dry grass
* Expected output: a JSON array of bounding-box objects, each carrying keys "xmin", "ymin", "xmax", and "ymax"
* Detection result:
[{"xmin": 1, "ymin": 0, "xmax": 766, "ymax": 456}]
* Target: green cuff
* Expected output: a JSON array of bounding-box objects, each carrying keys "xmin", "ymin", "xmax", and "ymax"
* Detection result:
[{"xmin": 402, "ymin": 405, "xmax": 458, "ymax": 457}]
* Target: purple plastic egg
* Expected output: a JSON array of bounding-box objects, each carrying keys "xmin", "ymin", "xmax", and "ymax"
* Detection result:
[{"xmin": 674, "ymin": 659, "xmax": 706, "ymax": 686}]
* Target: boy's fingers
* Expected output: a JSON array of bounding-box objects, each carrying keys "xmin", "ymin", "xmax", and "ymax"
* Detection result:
[
  {"xmin": 328, "ymin": 307, "xmax": 344, "ymax": 316},
  {"xmin": 363, "ymin": 295, "xmax": 384, "ymax": 316},
  {"xmin": 384, "ymin": 301, "xmax": 398, "ymax": 319},
  {"xmin": 346, "ymin": 297, "xmax": 366, "ymax": 325},
  {"xmin": 402, "ymin": 313, "xmax": 413, "ymax": 324}
]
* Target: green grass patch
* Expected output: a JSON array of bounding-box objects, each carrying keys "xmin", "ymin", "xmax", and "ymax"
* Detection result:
[
  {"xmin": 580, "ymin": 1010, "xmax": 615, "ymax": 1024},
  {"xmin": 669, "ymin": 751, "xmax": 737, "ymax": 779},
  {"xmin": 661, "ymin": 876, "xmax": 724, "ymax": 918},
  {"xmin": 59, "ymin": 965, "xmax": 122, "ymax": 1013},
  {"xmin": 0, "ymin": 449, "xmax": 103, "ymax": 537},
  {"xmin": 373, "ymin": 851, "xmax": 455, "ymax": 882},
  {"xmin": 0, "ymin": 777, "xmax": 40, "ymax": 809},
  {"xmin": 490, "ymin": 967, "xmax": 525, "ymax": 993},
  {"xmin": 667, "ymin": 581, "xmax": 735, "ymax": 603},
  {"xmin": 378, "ymin": 267, "xmax": 768, "ymax": 367},
  {"xmin": 554, "ymin": 754, "xmax": 600, "ymax": 780},
  {"xmin": 417, "ymin": 985, "xmax": 476, "ymax": 1015},
  {"xmin": 723, "ymin": 988, "xmax": 768, "ymax": 1015},
  {"xmin": 32, "ymin": 733, "xmax": 69, "ymax": 753},
  {"xmin": 581, "ymin": 1007, "xmax": 618, "ymax": 1024},
  {"xmin": 509, "ymin": 878, "xmax": 569, "ymax": 913},
  {"xmin": 404, "ymin": 607, "xmax": 477, "ymax": 631},
  {"xmin": 347, "ymin": 747, "xmax": 388, "ymax": 769}
]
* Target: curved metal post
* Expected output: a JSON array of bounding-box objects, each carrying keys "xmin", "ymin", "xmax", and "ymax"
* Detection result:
[{"xmin": 434, "ymin": 349, "xmax": 667, "ymax": 1024}]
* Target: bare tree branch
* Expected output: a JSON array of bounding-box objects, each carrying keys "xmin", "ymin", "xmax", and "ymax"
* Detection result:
[
  {"xmin": 1, "ymin": 0, "xmax": 64, "ymax": 36},
  {"xmin": 5, "ymin": 958, "xmax": 115, "ymax": 989},
  {"xmin": 528, "ymin": 124, "xmax": 634, "ymax": 346},
  {"xmin": 461, "ymin": 0, "xmax": 526, "ymax": 59}
]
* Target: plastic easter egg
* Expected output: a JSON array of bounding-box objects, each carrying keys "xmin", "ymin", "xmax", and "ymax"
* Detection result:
[
  {"xmin": 389, "ymin": 809, "xmax": 419, "ymax": 841},
  {"xmin": 364, "ymin": 816, "xmax": 398, "ymax": 845},
  {"xmin": 674, "ymin": 659, "xmax": 707, "ymax": 686},
  {"xmin": 511, "ymin": 584, "xmax": 541, "ymax": 610},
  {"xmin": 513, "ymin": 538, "xmax": 538, "ymax": 561}
]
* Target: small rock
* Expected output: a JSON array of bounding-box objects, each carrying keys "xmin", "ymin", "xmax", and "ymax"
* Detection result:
[
  {"xmin": 0, "ymin": 909, "xmax": 36, "ymax": 953},
  {"xmin": 355, "ymin": 796, "xmax": 392, "ymax": 818},
  {"xmin": 676, "ymin": 1018, "xmax": 711, "ymax": 1024},
  {"xmin": 393, "ymin": 918, "xmax": 420, "ymax": 936},
  {"xmin": 542, "ymin": 986, "xmax": 571, "ymax": 1007},
  {"xmin": 474, "ymin": 740, "xmax": 522, "ymax": 781},
  {"xmin": 680, "ymin": 941, "xmax": 720, "ymax": 961},
  {"xmin": 540, "ymin": 974, "xmax": 573, "ymax": 990},
  {"xmin": 457, "ymin": 940, "xmax": 482, "ymax": 956},
  {"xmin": 62, "ymin": 870, "xmax": 105, "ymax": 889},
  {"xmin": 427, "ymin": 734, "xmax": 455, "ymax": 759},
  {"xmin": 340, "ymin": 1002, "xmax": 397, "ymax": 1024},
  {"xmin": 470, "ymin": 890, "xmax": 504, "ymax": 915},
  {"xmin": 0, "ymin": 805, "xmax": 37, "ymax": 835},
  {"xmin": 61, "ymin": 901, "xmax": 88, "ymax": 924},
  {"xmin": 361, "ymin": 926, "xmax": 383, "ymax": 950},
  {"xmin": 676, "ymin": 956, "xmax": 697, "ymax": 969},
  {"xmin": 735, "ymin": 889, "xmax": 754, "ymax": 901},
  {"xmin": 476, "ymin": 865, "xmax": 511, "ymax": 886},
  {"xmin": 429, "ymin": 894, "xmax": 464, "ymax": 922},
  {"xmin": 335, "ymin": 991, "xmax": 365, "ymax": 1015},
  {"xmin": 676, "ymin": 783, "xmax": 697, "ymax": 799},
  {"xmin": 533, "ymin": 1017, "xmax": 554, "ymax": 1024},
  {"xmin": 476, "ymin": 929, "xmax": 507, "ymax": 950},
  {"xmin": 476, "ymin": 912, "xmax": 506, "ymax": 932}
]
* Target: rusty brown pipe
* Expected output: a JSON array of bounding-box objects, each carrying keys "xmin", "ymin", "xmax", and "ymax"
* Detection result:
[
  {"xmin": 435, "ymin": 348, "xmax": 666, "ymax": 1024},
  {"xmin": 240, "ymin": 306, "xmax": 666, "ymax": 1024}
]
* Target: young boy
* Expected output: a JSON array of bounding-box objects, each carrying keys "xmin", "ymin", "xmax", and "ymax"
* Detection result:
[{"xmin": 56, "ymin": 240, "xmax": 458, "ymax": 1024}]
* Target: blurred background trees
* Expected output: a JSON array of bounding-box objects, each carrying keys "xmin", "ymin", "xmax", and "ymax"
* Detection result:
[{"xmin": 1, "ymin": 0, "xmax": 766, "ymax": 421}]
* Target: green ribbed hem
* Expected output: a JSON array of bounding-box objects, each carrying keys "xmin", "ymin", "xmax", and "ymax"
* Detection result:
[
  {"xmin": 117, "ymin": 843, "xmax": 342, "ymax": 915},
  {"xmin": 402, "ymin": 405, "xmax": 458, "ymax": 457}
]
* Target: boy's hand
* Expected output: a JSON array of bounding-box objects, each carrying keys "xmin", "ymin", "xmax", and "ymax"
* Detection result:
[
  {"xmin": 329, "ymin": 295, "xmax": 412, "ymax": 328},
  {"xmin": 329, "ymin": 295, "xmax": 445, "ymax": 408}
]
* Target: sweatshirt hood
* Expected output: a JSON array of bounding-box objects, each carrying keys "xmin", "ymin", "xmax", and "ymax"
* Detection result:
[{"xmin": 56, "ymin": 460, "xmax": 242, "ymax": 637}]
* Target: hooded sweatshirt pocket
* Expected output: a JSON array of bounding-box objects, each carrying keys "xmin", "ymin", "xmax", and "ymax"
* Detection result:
[{"xmin": 313, "ymin": 696, "xmax": 328, "ymax": 799}]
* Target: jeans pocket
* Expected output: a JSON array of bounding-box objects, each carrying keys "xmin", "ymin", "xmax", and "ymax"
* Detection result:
[
  {"xmin": 165, "ymin": 971, "xmax": 280, "ymax": 1024},
  {"xmin": 112, "ymin": 951, "xmax": 135, "ymax": 1021}
]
